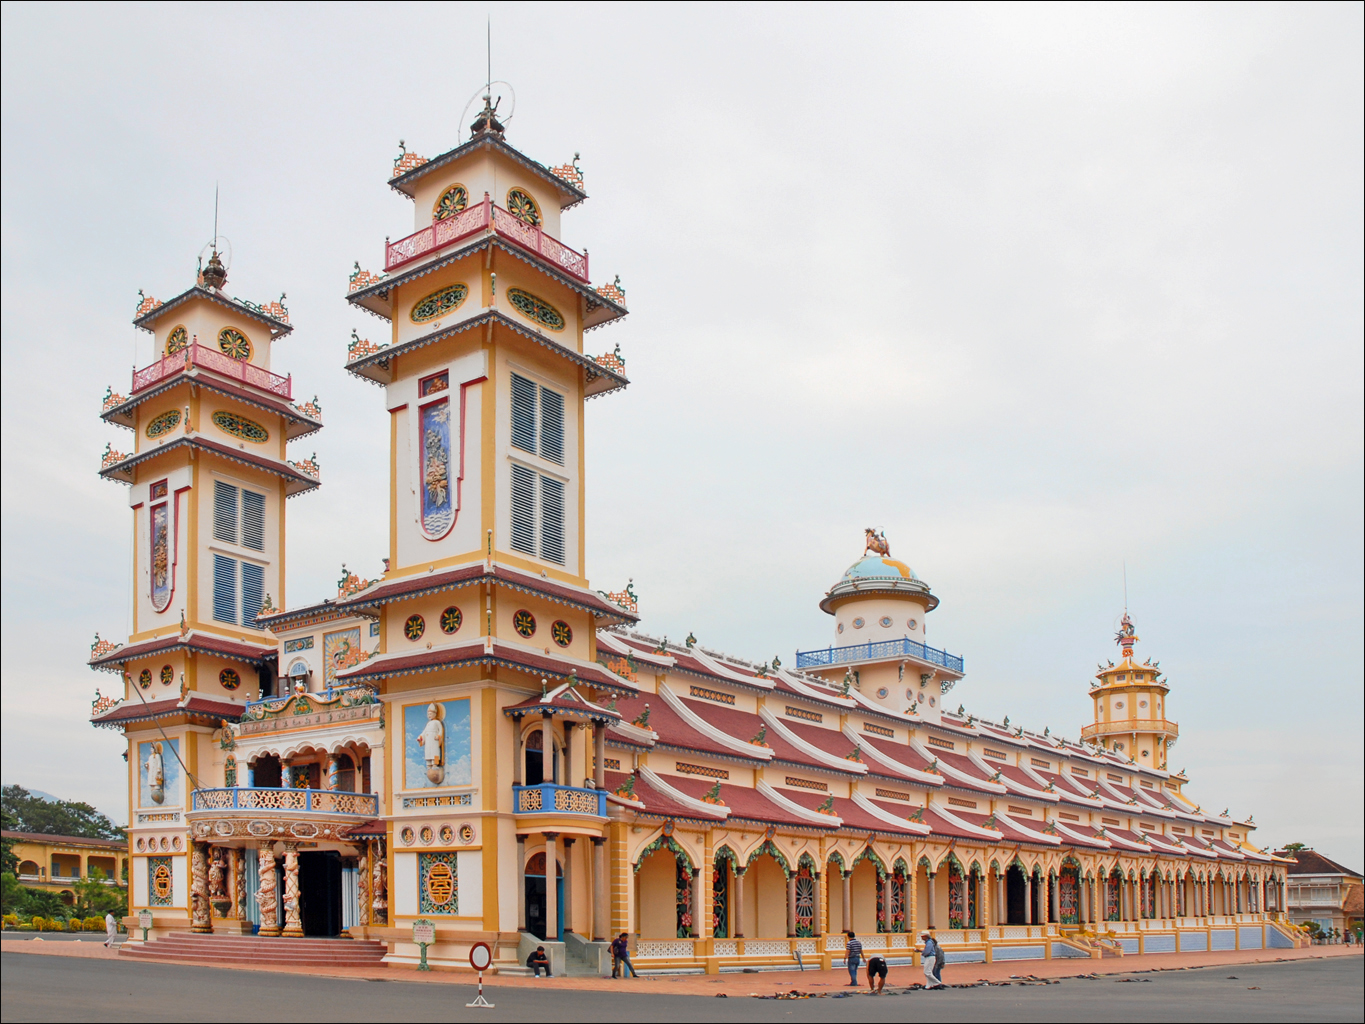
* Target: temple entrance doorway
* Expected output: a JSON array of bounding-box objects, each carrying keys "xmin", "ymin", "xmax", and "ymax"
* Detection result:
[
  {"xmin": 299, "ymin": 851, "xmax": 342, "ymax": 937},
  {"xmin": 524, "ymin": 852, "xmax": 563, "ymax": 940},
  {"xmin": 523, "ymin": 732, "xmax": 560, "ymax": 786},
  {"xmin": 1006, "ymin": 864, "xmax": 1027, "ymax": 924}
]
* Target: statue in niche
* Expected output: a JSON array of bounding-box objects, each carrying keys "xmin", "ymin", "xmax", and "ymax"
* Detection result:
[
  {"xmin": 209, "ymin": 847, "xmax": 230, "ymax": 918},
  {"xmin": 144, "ymin": 741, "xmax": 165, "ymax": 804},
  {"xmin": 416, "ymin": 703, "xmax": 445, "ymax": 784},
  {"xmin": 371, "ymin": 842, "xmax": 388, "ymax": 924}
]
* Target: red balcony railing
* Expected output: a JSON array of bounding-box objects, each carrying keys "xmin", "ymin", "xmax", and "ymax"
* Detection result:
[
  {"xmin": 384, "ymin": 195, "xmax": 589, "ymax": 282},
  {"xmin": 132, "ymin": 344, "xmax": 292, "ymax": 399}
]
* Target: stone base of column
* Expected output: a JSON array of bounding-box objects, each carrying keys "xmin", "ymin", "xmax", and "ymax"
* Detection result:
[
  {"xmin": 281, "ymin": 923, "xmax": 305, "ymax": 938},
  {"xmin": 257, "ymin": 924, "xmax": 283, "ymax": 938}
]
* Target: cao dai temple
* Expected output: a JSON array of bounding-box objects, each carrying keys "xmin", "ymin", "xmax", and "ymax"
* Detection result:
[{"xmin": 88, "ymin": 95, "xmax": 1304, "ymax": 973}]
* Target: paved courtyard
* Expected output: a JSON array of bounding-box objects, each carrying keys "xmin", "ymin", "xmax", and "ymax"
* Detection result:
[{"xmin": 2, "ymin": 944, "xmax": 1362, "ymax": 1023}]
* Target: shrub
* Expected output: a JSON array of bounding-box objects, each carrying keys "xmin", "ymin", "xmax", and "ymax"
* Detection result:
[
  {"xmin": 30, "ymin": 915, "xmax": 46, "ymax": 930},
  {"xmin": 85, "ymin": 916, "xmax": 105, "ymax": 931},
  {"xmin": 2, "ymin": 912, "xmax": 17, "ymax": 929}
]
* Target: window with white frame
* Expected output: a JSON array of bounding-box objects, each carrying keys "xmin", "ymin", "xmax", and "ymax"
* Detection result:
[
  {"xmin": 213, "ymin": 553, "xmax": 265, "ymax": 627},
  {"xmin": 213, "ymin": 480, "xmax": 266, "ymax": 551}
]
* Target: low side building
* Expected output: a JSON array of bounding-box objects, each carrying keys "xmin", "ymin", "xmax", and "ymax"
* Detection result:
[
  {"xmin": 3, "ymin": 830, "xmax": 128, "ymax": 902},
  {"xmin": 1274, "ymin": 849, "xmax": 1363, "ymax": 937}
]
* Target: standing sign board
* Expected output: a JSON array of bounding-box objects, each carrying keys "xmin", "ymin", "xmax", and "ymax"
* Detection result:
[
  {"xmin": 413, "ymin": 919, "xmax": 435, "ymax": 971},
  {"xmin": 137, "ymin": 909, "xmax": 153, "ymax": 942}
]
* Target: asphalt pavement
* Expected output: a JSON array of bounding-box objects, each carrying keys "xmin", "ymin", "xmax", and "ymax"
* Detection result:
[{"xmin": 2, "ymin": 950, "xmax": 1361, "ymax": 1023}]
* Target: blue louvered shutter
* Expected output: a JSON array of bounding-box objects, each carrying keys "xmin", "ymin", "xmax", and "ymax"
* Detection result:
[
  {"xmin": 540, "ymin": 386, "xmax": 564, "ymax": 464},
  {"xmin": 213, "ymin": 481, "xmax": 238, "ymax": 545},
  {"xmin": 510, "ymin": 463, "xmax": 537, "ymax": 555},
  {"xmin": 241, "ymin": 562, "xmax": 265, "ymax": 628},
  {"xmin": 241, "ymin": 490, "xmax": 265, "ymax": 551},
  {"xmin": 510, "ymin": 373, "xmax": 537, "ymax": 454},
  {"xmin": 540, "ymin": 475, "xmax": 565, "ymax": 564},
  {"xmin": 213, "ymin": 554, "xmax": 238, "ymax": 624}
]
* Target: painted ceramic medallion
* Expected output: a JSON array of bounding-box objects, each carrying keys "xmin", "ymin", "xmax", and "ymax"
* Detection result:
[
  {"xmin": 166, "ymin": 325, "xmax": 189, "ymax": 354},
  {"xmin": 211, "ymin": 410, "xmax": 269, "ymax": 444},
  {"xmin": 160, "ymin": 665, "xmax": 174, "ymax": 686},
  {"xmin": 433, "ymin": 184, "xmax": 468, "ymax": 220},
  {"xmin": 217, "ymin": 327, "xmax": 252, "ymax": 361},
  {"xmin": 506, "ymin": 288, "xmax": 565, "ymax": 331},
  {"xmin": 139, "ymin": 669, "xmax": 152, "ymax": 689},
  {"xmin": 551, "ymin": 620, "xmax": 572, "ymax": 647},
  {"xmin": 458, "ymin": 823, "xmax": 475, "ymax": 844},
  {"xmin": 506, "ymin": 187, "xmax": 541, "ymax": 225},
  {"xmin": 439, "ymin": 824, "xmax": 454, "ymax": 844},
  {"xmin": 145, "ymin": 410, "xmax": 182, "ymax": 439},
  {"xmin": 219, "ymin": 668, "xmax": 241, "ymax": 691},
  {"xmin": 419, "ymin": 399, "xmax": 454, "ymax": 536},
  {"xmin": 419, "ymin": 825, "xmax": 435, "ymax": 845},
  {"xmin": 404, "ymin": 614, "xmax": 426, "ymax": 641},
  {"xmin": 410, "ymin": 283, "xmax": 468, "ymax": 323},
  {"xmin": 400, "ymin": 826, "xmax": 415, "ymax": 846},
  {"xmin": 513, "ymin": 610, "xmax": 536, "ymax": 638},
  {"xmin": 440, "ymin": 606, "xmax": 462, "ymax": 634}
]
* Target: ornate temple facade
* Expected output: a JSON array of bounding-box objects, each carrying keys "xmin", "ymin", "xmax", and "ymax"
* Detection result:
[{"xmin": 90, "ymin": 97, "xmax": 1302, "ymax": 972}]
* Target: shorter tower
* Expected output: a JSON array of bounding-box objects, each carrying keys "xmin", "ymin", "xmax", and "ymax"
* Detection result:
[
  {"xmin": 797, "ymin": 531, "xmax": 964, "ymax": 722},
  {"xmin": 1081, "ymin": 613, "xmax": 1178, "ymax": 769}
]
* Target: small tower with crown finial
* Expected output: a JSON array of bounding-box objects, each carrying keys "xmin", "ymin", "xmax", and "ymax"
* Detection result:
[{"xmin": 1082, "ymin": 613, "xmax": 1178, "ymax": 769}]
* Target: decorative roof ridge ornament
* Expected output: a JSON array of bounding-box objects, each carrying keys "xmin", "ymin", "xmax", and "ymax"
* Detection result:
[
  {"xmin": 863, "ymin": 527, "xmax": 890, "ymax": 557},
  {"xmin": 469, "ymin": 93, "xmax": 505, "ymax": 138},
  {"xmin": 201, "ymin": 248, "xmax": 227, "ymax": 291}
]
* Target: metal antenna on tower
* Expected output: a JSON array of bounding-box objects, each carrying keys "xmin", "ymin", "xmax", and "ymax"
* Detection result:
[
  {"xmin": 486, "ymin": 17, "xmax": 492, "ymax": 96},
  {"xmin": 1123, "ymin": 560, "xmax": 1128, "ymax": 614},
  {"xmin": 213, "ymin": 183, "xmax": 219, "ymax": 253}
]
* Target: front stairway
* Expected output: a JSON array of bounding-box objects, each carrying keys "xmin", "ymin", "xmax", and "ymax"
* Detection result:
[{"xmin": 120, "ymin": 932, "xmax": 388, "ymax": 968}]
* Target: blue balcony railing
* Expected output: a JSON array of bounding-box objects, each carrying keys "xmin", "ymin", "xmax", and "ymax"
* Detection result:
[
  {"xmin": 795, "ymin": 637, "xmax": 964, "ymax": 674},
  {"xmin": 191, "ymin": 787, "xmax": 378, "ymax": 816},
  {"xmin": 513, "ymin": 783, "xmax": 607, "ymax": 817}
]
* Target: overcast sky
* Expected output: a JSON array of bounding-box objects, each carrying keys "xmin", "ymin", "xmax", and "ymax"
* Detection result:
[{"xmin": 2, "ymin": 4, "xmax": 1360, "ymax": 864}]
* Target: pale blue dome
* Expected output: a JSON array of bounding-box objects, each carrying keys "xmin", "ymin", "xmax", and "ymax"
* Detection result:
[{"xmin": 841, "ymin": 555, "xmax": 919, "ymax": 583}]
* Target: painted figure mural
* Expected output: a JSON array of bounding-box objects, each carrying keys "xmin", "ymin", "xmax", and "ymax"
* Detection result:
[
  {"xmin": 404, "ymin": 698, "xmax": 470, "ymax": 788},
  {"xmin": 323, "ymin": 627, "xmax": 362, "ymax": 688},
  {"xmin": 139, "ymin": 739, "xmax": 177, "ymax": 806}
]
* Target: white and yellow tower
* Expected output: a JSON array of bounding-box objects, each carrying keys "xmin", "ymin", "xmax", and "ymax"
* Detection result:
[{"xmin": 1081, "ymin": 613, "xmax": 1179, "ymax": 769}]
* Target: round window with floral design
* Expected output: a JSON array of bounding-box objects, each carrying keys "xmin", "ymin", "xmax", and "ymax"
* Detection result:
[
  {"xmin": 908, "ymin": 619, "xmax": 918, "ymax": 630},
  {"xmin": 439, "ymin": 823, "xmax": 454, "ymax": 844},
  {"xmin": 440, "ymin": 606, "xmax": 463, "ymax": 634},
  {"xmin": 419, "ymin": 825, "xmax": 435, "ymax": 845},
  {"xmin": 139, "ymin": 669, "xmax": 152, "ymax": 689},
  {"xmin": 145, "ymin": 409, "xmax": 182, "ymax": 439},
  {"xmin": 219, "ymin": 668, "xmax": 241, "ymax": 691},
  {"xmin": 513, "ymin": 609, "xmax": 536, "ymax": 638},
  {"xmin": 879, "ymin": 616, "xmax": 893, "ymax": 628},
  {"xmin": 506, "ymin": 187, "xmax": 541, "ymax": 226},
  {"xmin": 160, "ymin": 665, "xmax": 174, "ymax": 686},
  {"xmin": 852, "ymin": 617, "xmax": 865, "ymax": 629},
  {"xmin": 552, "ymin": 620, "xmax": 573, "ymax": 647},
  {"xmin": 404, "ymin": 614, "xmax": 426, "ymax": 641},
  {"xmin": 166, "ymin": 325, "xmax": 189, "ymax": 354},
  {"xmin": 506, "ymin": 288, "xmax": 565, "ymax": 331},
  {"xmin": 217, "ymin": 327, "xmax": 252, "ymax": 361},
  {"xmin": 877, "ymin": 687, "xmax": 889, "ymax": 699},
  {"xmin": 1115, "ymin": 701, "xmax": 1124, "ymax": 709},
  {"xmin": 458, "ymin": 823, "xmax": 475, "ymax": 844},
  {"xmin": 433, "ymin": 184, "xmax": 468, "ymax": 221},
  {"xmin": 400, "ymin": 826, "xmax": 415, "ymax": 846}
]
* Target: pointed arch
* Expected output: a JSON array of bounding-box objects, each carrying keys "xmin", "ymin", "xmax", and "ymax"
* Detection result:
[
  {"xmin": 634, "ymin": 833, "xmax": 693, "ymax": 873},
  {"xmin": 746, "ymin": 839, "xmax": 791, "ymax": 878},
  {"xmin": 853, "ymin": 846, "xmax": 888, "ymax": 879},
  {"xmin": 797, "ymin": 851, "xmax": 820, "ymax": 874},
  {"xmin": 827, "ymin": 849, "xmax": 848, "ymax": 876}
]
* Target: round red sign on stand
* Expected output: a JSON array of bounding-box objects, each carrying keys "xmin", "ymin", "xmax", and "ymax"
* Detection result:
[{"xmin": 467, "ymin": 942, "xmax": 495, "ymax": 1007}]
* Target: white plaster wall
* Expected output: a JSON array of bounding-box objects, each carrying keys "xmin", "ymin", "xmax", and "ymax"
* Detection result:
[
  {"xmin": 171, "ymin": 854, "xmax": 188, "ymax": 909},
  {"xmin": 457, "ymin": 849, "xmax": 482, "ymax": 918},
  {"xmin": 132, "ymin": 856, "xmax": 148, "ymax": 906},
  {"xmin": 834, "ymin": 596, "xmax": 932, "ymax": 645},
  {"xmin": 394, "ymin": 852, "xmax": 419, "ymax": 917}
]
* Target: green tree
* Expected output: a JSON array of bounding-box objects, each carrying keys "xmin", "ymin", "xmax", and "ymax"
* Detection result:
[
  {"xmin": 72, "ymin": 868, "xmax": 127, "ymax": 919},
  {"xmin": 0, "ymin": 786, "xmax": 124, "ymax": 841},
  {"xmin": 0, "ymin": 874, "xmax": 70, "ymax": 920},
  {"xmin": 1280, "ymin": 842, "xmax": 1308, "ymax": 852}
]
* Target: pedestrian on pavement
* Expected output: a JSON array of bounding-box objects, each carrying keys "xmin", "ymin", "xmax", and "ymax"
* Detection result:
[
  {"xmin": 920, "ymin": 931, "xmax": 944, "ymax": 988},
  {"xmin": 866, "ymin": 953, "xmax": 888, "ymax": 993},
  {"xmin": 526, "ymin": 945, "xmax": 552, "ymax": 978},
  {"xmin": 844, "ymin": 930, "xmax": 863, "ymax": 986},
  {"xmin": 103, "ymin": 912, "xmax": 118, "ymax": 948},
  {"xmin": 611, "ymin": 932, "xmax": 639, "ymax": 978}
]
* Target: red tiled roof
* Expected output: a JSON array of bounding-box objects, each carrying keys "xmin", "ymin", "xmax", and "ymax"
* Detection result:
[
  {"xmin": 335, "ymin": 639, "xmax": 635, "ymax": 692},
  {"xmin": 1099, "ymin": 826, "xmax": 1153, "ymax": 852},
  {"xmin": 667, "ymin": 776, "xmax": 820, "ymax": 831},
  {"xmin": 607, "ymin": 691, "xmax": 764, "ymax": 763},
  {"xmin": 935, "ymin": 751, "xmax": 1000, "ymax": 786},
  {"xmin": 614, "ymin": 771, "xmax": 726, "ymax": 822},
  {"xmin": 90, "ymin": 631, "xmax": 275, "ymax": 671},
  {"xmin": 861, "ymin": 736, "xmax": 941, "ymax": 777},
  {"xmin": 504, "ymin": 686, "xmax": 620, "ymax": 722},
  {"xmin": 951, "ymin": 809, "xmax": 1044, "ymax": 845},
  {"xmin": 339, "ymin": 564, "xmax": 637, "ymax": 625},
  {"xmin": 100, "ymin": 435, "xmax": 319, "ymax": 494},
  {"xmin": 1276, "ymin": 849, "xmax": 1364, "ymax": 878},
  {"xmin": 339, "ymin": 819, "xmax": 387, "ymax": 838},
  {"xmin": 995, "ymin": 764, "xmax": 1056, "ymax": 796},
  {"xmin": 1, "ymin": 830, "xmax": 126, "ymax": 850},
  {"xmin": 92, "ymin": 695, "xmax": 245, "ymax": 726},
  {"xmin": 1342, "ymin": 883, "xmax": 1363, "ymax": 915},
  {"xmin": 782, "ymin": 720, "xmax": 862, "ymax": 762},
  {"xmin": 919, "ymin": 807, "xmax": 989, "ymax": 842},
  {"xmin": 783, "ymin": 791, "xmax": 918, "ymax": 837}
]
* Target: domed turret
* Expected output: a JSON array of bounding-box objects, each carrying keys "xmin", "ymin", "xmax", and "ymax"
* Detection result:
[{"xmin": 797, "ymin": 530, "xmax": 964, "ymax": 722}]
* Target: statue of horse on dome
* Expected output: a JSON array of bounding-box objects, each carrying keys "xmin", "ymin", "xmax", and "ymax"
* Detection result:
[{"xmin": 863, "ymin": 528, "xmax": 890, "ymax": 557}]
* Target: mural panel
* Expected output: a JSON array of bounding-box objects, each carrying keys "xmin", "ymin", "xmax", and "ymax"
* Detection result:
[
  {"xmin": 323, "ymin": 627, "xmax": 362, "ymax": 688},
  {"xmin": 148, "ymin": 856, "xmax": 173, "ymax": 906},
  {"xmin": 418, "ymin": 852, "xmax": 459, "ymax": 915},
  {"xmin": 419, "ymin": 398, "xmax": 454, "ymax": 537},
  {"xmin": 403, "ymin": 698, "xmax": 471, "ymax": 789},
  {"xmin": 139, "ymin": 738, "xmax": 180, "ymax": 807},
  {"xmin": 150, "ymin": 502, "xmax": 171, "ymax": 610}
]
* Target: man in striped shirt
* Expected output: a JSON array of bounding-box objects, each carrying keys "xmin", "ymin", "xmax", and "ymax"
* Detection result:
[{"xmin": 844, "ymin": 930, "xmax": 863, "ymax": 986}]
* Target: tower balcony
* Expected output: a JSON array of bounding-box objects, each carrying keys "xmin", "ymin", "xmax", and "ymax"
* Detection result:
[
  {"xmin": 383, "ymin": 195, "xmax": 589, "ymax": 282},
  {"xmin": 1081, "ymin": 719, "xmax": 1179, "ymax": 742},
  {"xmin": 795, "ymin": 637, "xmax": 964, "ymax": 675},
  {"xmin": 131, "ymin": 343, "xmax": 292, "ymax": 400},
  {"xmin": 513, "ymin": 783, "xmax": 607, "ymax": 818},
  {"xmin": 187, "ymin": 787, "xmax": 378, "ymax": 846}
]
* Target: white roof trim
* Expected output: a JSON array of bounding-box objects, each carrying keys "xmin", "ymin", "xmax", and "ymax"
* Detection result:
[
  {"xmin": 927, "ymin": 799, "xmax": 1003, "ymax": 840},
  {"xmin": 759, "ymin": 706, "xmax": 867, "ymax": 775},
  {"xmin": 755, "ymin": 779, "xmax": 843, "ymax": 828},
  {"xmin": 689, "ymin": 648, "xmax": 774, "ymax": 689},
  {"xmin": 637, "ymin": 766, "xmax": 729, "ymax": 820},
  {"xmin": 909, "ymin": 737, "xmax": 1006, "ymax": 794},
  {"xmin": 656, "ymin": 684, "xmax": 773, "ymax": 760},
  {"xmin": 851, "ymin": 791, "xmax": 931, "ymax": 836},
  {"xmin": 840, "ymin": 725, "xmax": 942, "ymax": 785},
  {"xmin": 994, "ymin": 810, "xmax": 1061, "ymax": 846}
]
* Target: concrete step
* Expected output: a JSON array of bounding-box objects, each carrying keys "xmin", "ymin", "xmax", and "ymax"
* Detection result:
[{"xmin": 121, "ymin": 932, "xmax": 387, "ymax": 967}]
